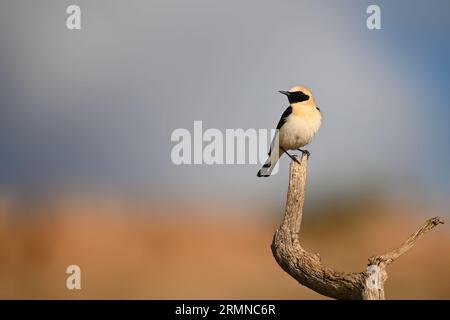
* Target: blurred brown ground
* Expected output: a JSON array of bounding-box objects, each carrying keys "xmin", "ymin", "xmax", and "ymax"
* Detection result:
[{"xmin": 0, "ymin": 194, "xmax": 448, "ymax": 299}]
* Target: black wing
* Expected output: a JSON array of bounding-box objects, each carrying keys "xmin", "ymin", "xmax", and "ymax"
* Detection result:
[
  {"xmin": 276, "ymin": 106, "xmax": 292, "ymax": 130},
  {"xmin": 268, "ymin": 106, "xmax": 292, "ymax": 156}
]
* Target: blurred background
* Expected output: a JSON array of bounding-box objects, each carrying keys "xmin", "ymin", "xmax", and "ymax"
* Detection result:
[{"xmin": 0, "ymin": 0, "xmax": 449, "ymax": 299}]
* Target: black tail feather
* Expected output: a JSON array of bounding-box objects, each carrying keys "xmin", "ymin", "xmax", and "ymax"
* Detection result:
[{"xmin": 257, "ymin": 162, "xmax": 272, "ymax": 177}]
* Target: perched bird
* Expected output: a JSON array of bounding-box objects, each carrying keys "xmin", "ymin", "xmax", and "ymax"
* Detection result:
[{"xmin": 257, "ymin": 85, "xmax": 322, "ymax": 177}]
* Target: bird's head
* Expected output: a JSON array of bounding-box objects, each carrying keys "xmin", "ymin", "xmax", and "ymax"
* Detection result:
[{"xmin": 279, "ymin": 85, "xmax": 315, "ymax": 107}]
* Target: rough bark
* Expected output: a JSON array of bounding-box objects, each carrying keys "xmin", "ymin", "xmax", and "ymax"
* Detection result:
[{"xmin": 271, "ymin": 154, "xmax": 444, "ymax": 300}]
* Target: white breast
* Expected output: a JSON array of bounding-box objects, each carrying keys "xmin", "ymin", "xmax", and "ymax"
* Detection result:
[{"xmin": 278, "ymin": 111, "xmax": 321, "ymax": 150}]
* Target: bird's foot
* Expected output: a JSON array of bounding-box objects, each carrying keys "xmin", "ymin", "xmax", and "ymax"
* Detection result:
[
  {"xmin": 297, "ymin": 149, "xmax": 310, "ymax": 159},
  {"xmin": 292, "ymin": 155, "xmax": 301, "ymax": 164},
  {"xmin": 281, "ymin": 147, "xmax": 301, "ymax": 164}
]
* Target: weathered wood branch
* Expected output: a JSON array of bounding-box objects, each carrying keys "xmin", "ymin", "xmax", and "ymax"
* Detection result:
[{"xmin": 271, "ymin": 154, "xmax": 444, "ymax": 300}]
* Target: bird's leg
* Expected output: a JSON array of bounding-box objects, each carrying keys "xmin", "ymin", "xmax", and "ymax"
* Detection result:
[
  {"xmin": 281, "ymin": 147, "xmax": 301, "ymax": 164},
  {"xmin": 297, "ymin": 148, "xmax": 310, "ymax": 159}
]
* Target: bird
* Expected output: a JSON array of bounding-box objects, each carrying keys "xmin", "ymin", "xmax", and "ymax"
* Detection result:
[{"xmin": 257, "ymin": 85, "xmax": 322, "ymax": 177}]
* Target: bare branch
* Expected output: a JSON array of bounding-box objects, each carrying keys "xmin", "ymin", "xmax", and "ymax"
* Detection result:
[
  {"xmin": 368, "ymin": 216, "xmax": 445, "ymax": 266},
  {"xmin": 270, "ymin": 154, "xmax": 445, "ymax": 300}
]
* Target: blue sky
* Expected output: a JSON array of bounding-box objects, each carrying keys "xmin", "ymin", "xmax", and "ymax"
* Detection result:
[{"xmin": 0, "ymin": 1, "xmax": 449, "ymax": 207}]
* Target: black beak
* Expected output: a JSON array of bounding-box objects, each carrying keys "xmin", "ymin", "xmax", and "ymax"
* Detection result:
[{"xmin": 278, "ymin": 90, "xmax": 290, "ymax": 96}]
